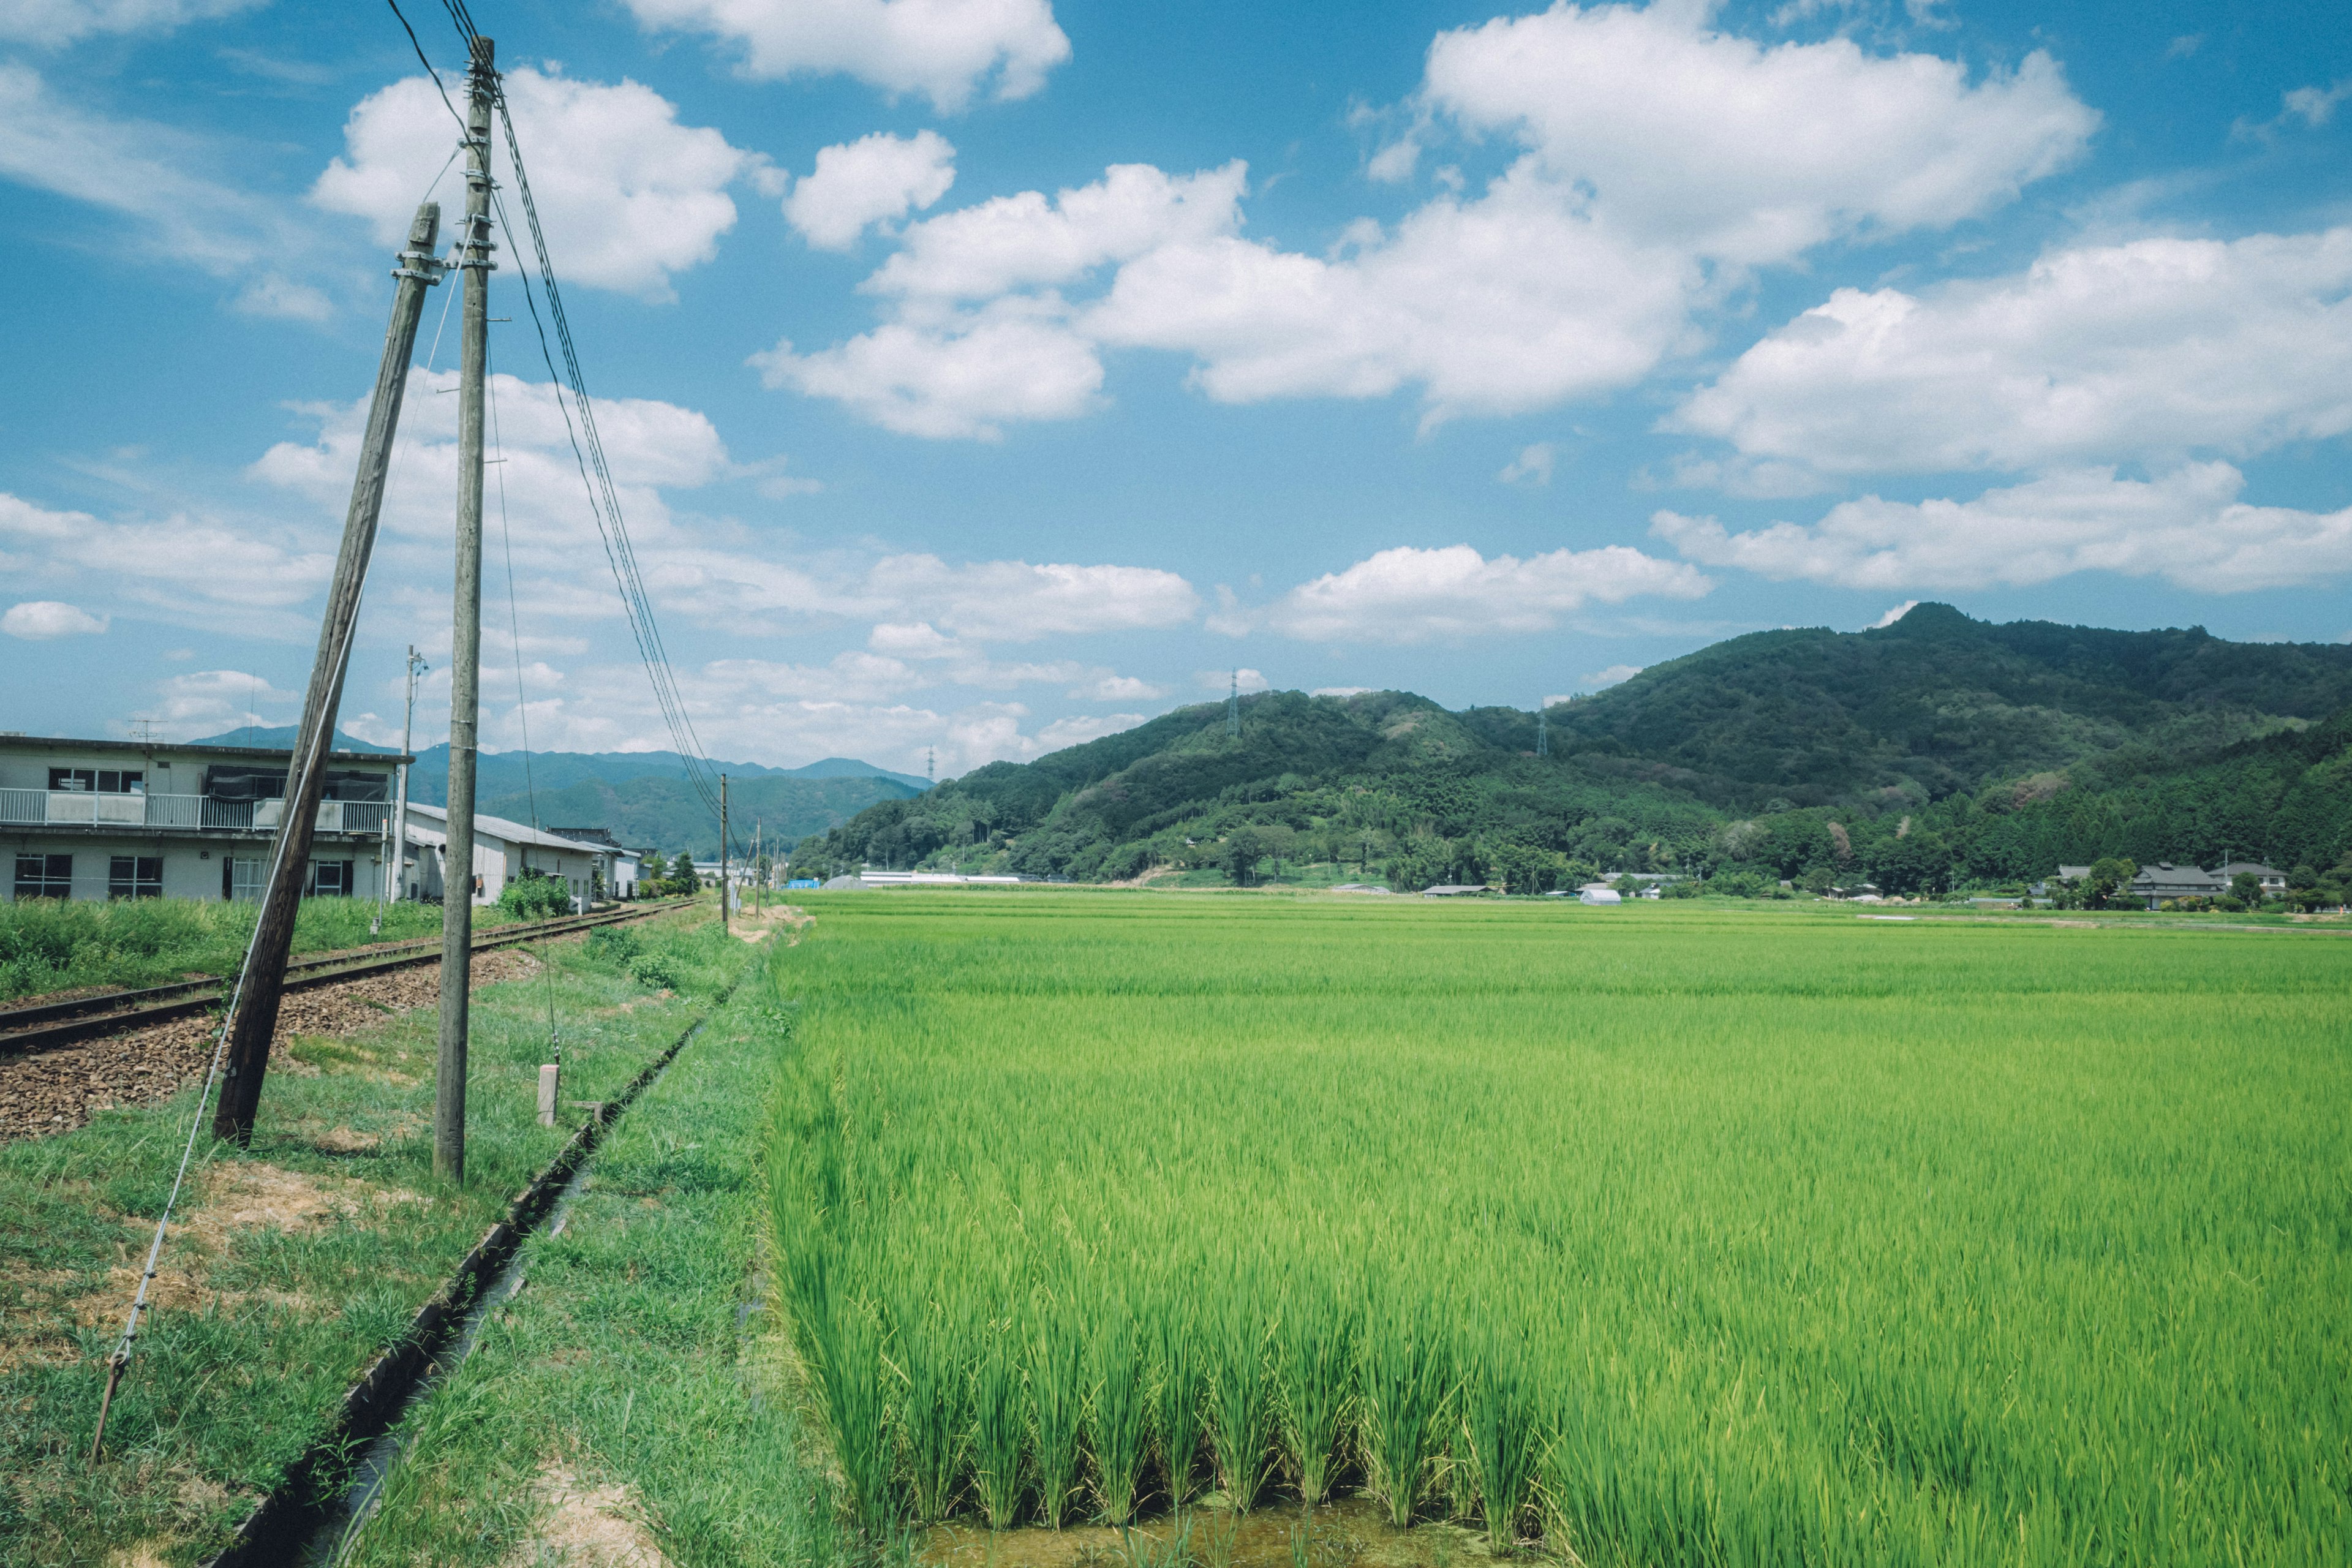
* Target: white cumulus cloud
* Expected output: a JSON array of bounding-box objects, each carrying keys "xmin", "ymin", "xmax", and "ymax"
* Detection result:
[
  {"xmin": 2, "ymin": 600, "xmax": 108, "ymax": 639},
  {"xmin": 621, "ymin": 0, "xmax": 1070, "ymax": 112},
  {"xmin": 312, "ymin": 67, "xmax": 758, "ymax": 300},
  {"xmin": 1672, "ymin": 227, "xmax": 2352, "ymax": 478},
  {"xmin": 1653, "ymin": 463, "xmax": 2352, "ymax": 594},
  {"xmin": 786, "ymin": 129, "xmax": 956, "ymax": 249},
  {"xmin": 1251, "ymin": 543, "xmax": 1710, "ymax": 644},
  {"xmin": 1582, "ymin": 663, "xmax": 1642, "ymax": 688},
  {"xmin": 755, "ymin": 298, "xmax": 1105, "ymax": 439},
  {"xmin": 770, "ymin": 4, "xmax": 2092, "ymax": 439}
]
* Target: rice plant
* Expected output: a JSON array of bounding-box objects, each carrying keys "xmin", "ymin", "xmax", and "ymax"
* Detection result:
[
  {"xmin": 1458, "ymin": 1330, "xmax": 1539, "ymax": 1551},
  {"xmin": 892, "ymin": 1287, "xmax": 970, "ymax": 1523},
  {"xmin": 1155, "ymin": 1289, "xmax": 1207, "ymax": 1508},
  {"xmin": 1205, "ymin": 1263, "xmax": 1277, "ymax": 1512},
  {"xmin": 971, "ymin": 1311, "xmax": 1028, "ymax": 1531},
  {"xmin": 1090, "ymin": 1283, "xmax": 1152, "ymax": 1525},
  {"xmin": 1029, "ymin": 1284, "xmax": 1090, "ymax": 1528},
  {"xmin": 1359, "ymin": 1281, "xmax": 1451, "ymax": 1528},
  {"xmin": 1275, "ymin": 1271, "xmax": 1353, "ymax": 1506}
]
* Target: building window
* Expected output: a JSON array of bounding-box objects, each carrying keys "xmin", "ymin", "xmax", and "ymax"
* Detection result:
[
  {"xmin": 225, "ymin": 858, "xmax": 267, "ymax": 902},
  {"xmin": 13, "ymin": 854, "xmax": 73, "ymax": 899},
  {"xmin": 108, "ymin": 856, "xmax": 164, "ymax": 899},
  {"xmin": 48, "ymin": 767, "xmax": 143, "ymax": 794},
  {"xmin": 309, "ymin": 860, "xmax": 354, "ymax": 898}
]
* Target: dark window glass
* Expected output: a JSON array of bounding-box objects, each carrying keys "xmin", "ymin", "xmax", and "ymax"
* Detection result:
[
  {"xmin": 48, "ymin": 767, "xmax": 95, "ymax": 792},
  {"xmin": 309, "ymin": 861, "xmax": 351, "ymax": 897},
  {"xmin": 14, "ymin": 853, "xmax": 72, "ymax": 899},
  {"xmin": 109, "ymin": 856, "xmax": 164, "ymax": 899}
]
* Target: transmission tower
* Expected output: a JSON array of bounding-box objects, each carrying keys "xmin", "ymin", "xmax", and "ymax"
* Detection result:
[
  {"xmin": 927, "ymin": 746, "xmax": 935, "ymax": 786},
  {"xmin": 1228, "ymin": 669, "xmax": 1240, "ymax": 737},
  {"xmin": 1537, "ymin": 706, "xmax": 1549, "ymax": 756}
]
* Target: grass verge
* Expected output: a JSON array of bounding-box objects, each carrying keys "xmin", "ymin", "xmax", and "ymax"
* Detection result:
[
  {"xmin": 337, "ymin": 919, "xmax": 834, "ymax": 1567},
  {"xmin": 0, "ymin": 900, "xmax": 743, "ymax": 1566}
]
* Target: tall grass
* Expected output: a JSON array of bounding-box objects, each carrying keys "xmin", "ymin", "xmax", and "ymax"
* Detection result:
[
  {"xmin": 0, "ymin": 893, "xmax": 463, "ymax": 1000},
  {"xmin": 758, "ymin": 894, "xmax": 2352, "ymax": 1561}
]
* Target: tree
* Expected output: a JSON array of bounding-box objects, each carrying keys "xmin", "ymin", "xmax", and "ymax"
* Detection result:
[
  {"xmin": 1870, "ymin": 831, "xmax": 1952, "ymax": 897},
  {"xmin": 2230, "ymin": 870, "xmax": 2266, "ymax": 907},
  {"xmin": 671, "ymin": 851, "xmax": 700, "ymax": 889},
  {"xmin": 1224, "ymin": 828, "xmax": 1264, "ymax": 888},
  {"xmin": 2084, "ymin": 856, "xmax": 2138, "ymax": 910}
]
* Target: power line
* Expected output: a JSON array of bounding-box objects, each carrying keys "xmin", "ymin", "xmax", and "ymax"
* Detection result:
[{"xmin": 485, "ymin": 115, "xmax": 731, "ymax": 854}]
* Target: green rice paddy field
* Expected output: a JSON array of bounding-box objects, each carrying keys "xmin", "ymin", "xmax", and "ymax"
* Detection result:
[{"xmin": 764, "ymin": 893, "xmax": 2352, "ymax": 1568}]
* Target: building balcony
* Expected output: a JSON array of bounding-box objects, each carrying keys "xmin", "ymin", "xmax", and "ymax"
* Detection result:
[{"xmin": 0, "ymin": 790, "xmax": 390, "ymax": 837}]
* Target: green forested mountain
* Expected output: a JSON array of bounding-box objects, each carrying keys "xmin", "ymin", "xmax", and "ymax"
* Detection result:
[{"xmin": 790, "ymin": 606, "xmax": 2352, "ymax": 895}]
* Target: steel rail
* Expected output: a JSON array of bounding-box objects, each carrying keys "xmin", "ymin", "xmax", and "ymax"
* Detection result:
[{"xmin": 0, "ymin": 900, "xmax": 690, "ymax": 1060}]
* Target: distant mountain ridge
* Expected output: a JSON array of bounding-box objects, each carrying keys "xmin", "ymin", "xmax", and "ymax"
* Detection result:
[
  {"xmin": 183, "ymin": 729, "xmax": 927, "ymax": 856},
  {"xmin": 786, "ymin": 606, "xmax": 2352, "ymax": 890}
]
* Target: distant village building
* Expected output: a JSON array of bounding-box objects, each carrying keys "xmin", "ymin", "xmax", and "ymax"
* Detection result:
[
  {"xmin": 402, "ymin": 803, "xmax": 610, "ymax": 911},
  {"xmin": 1419, "ymin": 883, "xmax": 1494, "ymax": 897},
  {"xmin": 549, "ymin": 826, "xmax": 644, "ymax": 897},
  {"xmin": 2215, "ymin": 861, "xmax": 2288, "ymax": 897},
  {"xmin": 2125, "ymin": 861, "xmax": 2286, "ymax": 910},
  {"xmin": 2, "ymin": 732, "xmax": 402, "ymax": 903}
]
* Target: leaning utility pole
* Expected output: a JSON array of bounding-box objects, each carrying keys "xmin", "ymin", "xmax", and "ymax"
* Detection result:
[
  {"xmin": 718, "ymin": 773, "xmax": 730, "ymax": 935},
  {"xmin": 209, "ymin": 202, "xmax": 446, "ymax": 1144},
  {"xmin": 436, "ymin": 36, "xmax": 498, "ymax": 1185}
]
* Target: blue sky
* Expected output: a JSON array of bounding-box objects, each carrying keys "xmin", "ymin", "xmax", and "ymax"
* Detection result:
[{"xmin": 2, "ymin": 0, "xmax": 2348, "ymax": 776}]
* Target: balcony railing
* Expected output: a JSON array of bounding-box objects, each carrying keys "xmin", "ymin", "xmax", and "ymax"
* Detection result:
[{"xmin": 0, "ymin": 791, "xmax": 390, "ymax": 835}]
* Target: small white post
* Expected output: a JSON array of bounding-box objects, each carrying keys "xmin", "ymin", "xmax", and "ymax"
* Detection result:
[{"xmin": 537, "ymin": 1063, "xmax": 559, "ymax": 1127}]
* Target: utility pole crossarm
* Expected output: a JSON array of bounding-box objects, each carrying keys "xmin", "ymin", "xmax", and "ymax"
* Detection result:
[{"xmin": 211, "ymin": 201, "xmax": 447, "ymax": 1144}]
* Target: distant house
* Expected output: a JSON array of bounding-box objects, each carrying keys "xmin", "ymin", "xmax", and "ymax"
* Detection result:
[
  {"xmin": 2215, "ymin": 861, "xmax": 2288, "ymax": 897},
  {"xmin": 1420, "ymin": 883, "xmax": 1494, "ymax": 897},
  {"xmin": 404, "ymin": 804, "xmax": 609, "ymax": 911},
  {"xmin": 2128, "ymin": 862, "xmax": 2227, "ymax": 908},
  {"xmin": 548, "ymin": 826, "xmax": 645, "ymax": 899},
  {"xmin": 2055, "ymin": 865, "xmax": 2092, "ymax": 882},
  {"xmin": 1578, "ymin": 888, "xmax": 1623, "ymax": 905}
]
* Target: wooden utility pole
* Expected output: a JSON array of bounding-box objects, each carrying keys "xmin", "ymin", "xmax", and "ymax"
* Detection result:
[
  {"xmin": 372, "ymin": 646, "xmax": 428, "ymax": 936},
  {"xmin": 210, "ymin": 201, "xmax": 446, "ymax": 1144},
  {"xmin": 436, "ymin": 36, "xmax": 497, "ymax": 1184},
  {"xmin": 718, "ymin": 773, "xmax": 730, "ymax": 935}
]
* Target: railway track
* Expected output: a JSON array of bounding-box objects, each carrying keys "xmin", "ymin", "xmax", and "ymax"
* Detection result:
[{"xmin": 0, "ymin": 900, "xmax": 690, "ymax": 1060}]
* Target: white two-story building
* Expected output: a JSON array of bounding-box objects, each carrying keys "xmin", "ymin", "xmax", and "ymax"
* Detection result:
[{"xmin": 2, "ymin": 733, "xmax": 404, "ymax": 903}]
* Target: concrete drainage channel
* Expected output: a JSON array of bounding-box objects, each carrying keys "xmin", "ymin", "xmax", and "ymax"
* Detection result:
[{"xmin": 200, "ymin": 1003, "xmax": 725, "ymax": 1568}]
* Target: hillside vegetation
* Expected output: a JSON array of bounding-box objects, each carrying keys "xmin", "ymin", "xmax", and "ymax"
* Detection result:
[{"xmin": 790, "ymin": 606, "xmax": 2352, "ymax": 897}]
